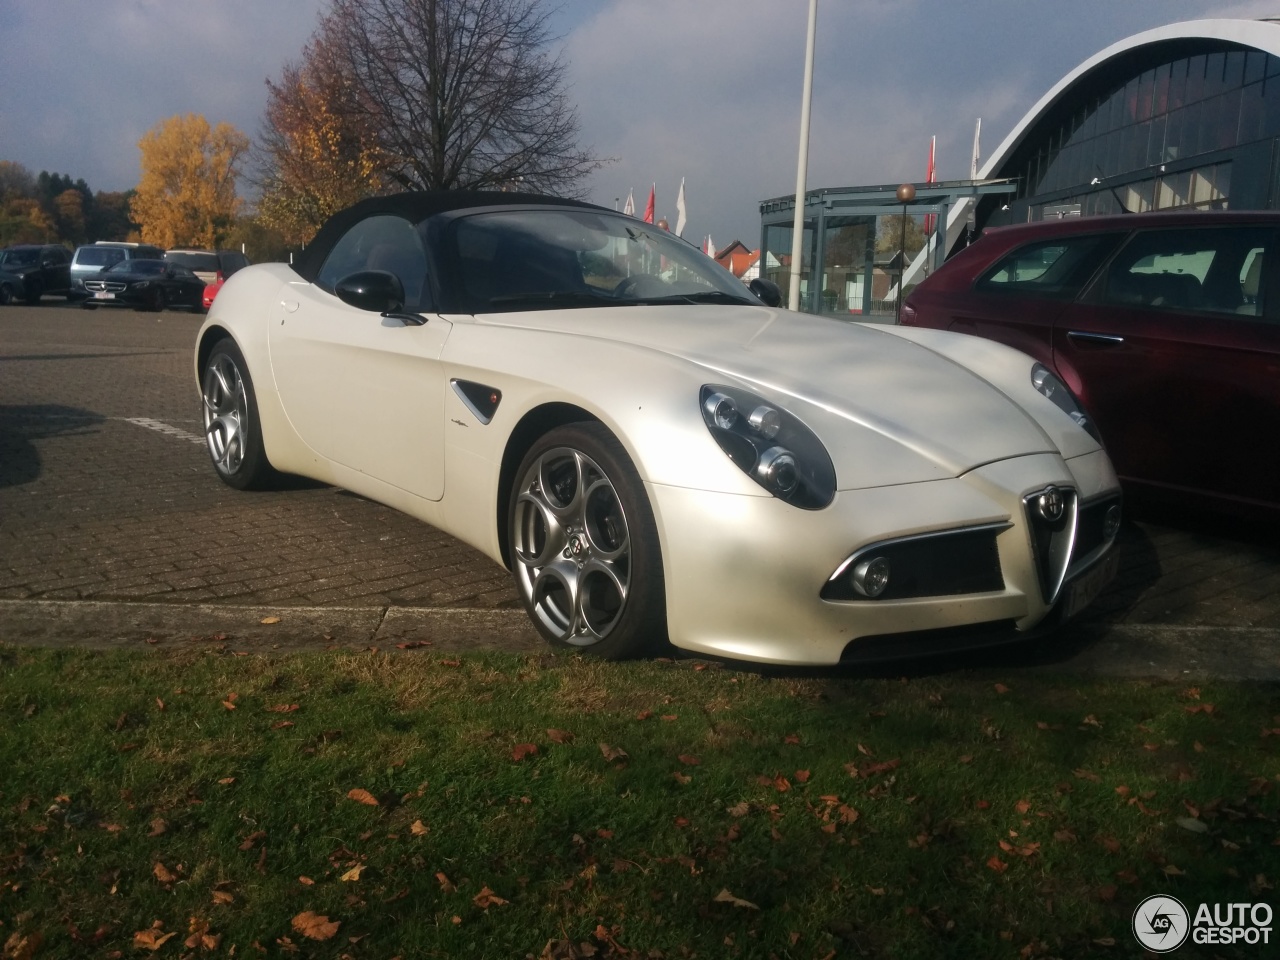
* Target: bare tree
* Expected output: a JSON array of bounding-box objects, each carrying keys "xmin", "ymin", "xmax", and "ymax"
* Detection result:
[{"xmin": 310, "ymin": 0, "xmax": 601, "ymax": 196}]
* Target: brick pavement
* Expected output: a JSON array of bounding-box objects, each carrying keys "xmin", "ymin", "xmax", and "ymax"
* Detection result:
[{"xmin": 2, "ymin": 303, "xmax": 1279, "ymax": 678}]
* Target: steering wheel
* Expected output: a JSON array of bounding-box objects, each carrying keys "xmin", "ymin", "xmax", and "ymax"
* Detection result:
[{"xmin": 613, "ymin": 274, "xmax": 668, "ymax": 299}]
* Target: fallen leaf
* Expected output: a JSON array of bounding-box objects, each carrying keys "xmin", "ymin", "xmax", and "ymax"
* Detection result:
[
  {"xmin": 727, "ymin": 802, "xmax": 751, "ymax": 817},
  {"xmin": 266, "ymin": 704, "xmax": 299, "ymax": 713},
  {"xmin": 994, "ymin": 683, "xmax": 1010, "ymax": 694},
  {"xmin": 1177, "ymin": 817, "xmax": 1210, "ymax": 834},
  {"xmin": 218, "ymin": 777, "xmax": 236, "ymax": 785},
  {"xmin": 410, "ymin": 820, "xmax": 429, "ymax": 836},
  {"xmin": 346, "ymin": 788, "xmax": 379, "ymax": 807},
  {"xmin": 672, "ymin": 772, "xmax": 691, "ymax": 785},
  {"xmin": 340, "ymin": 865, "xmax": 365, "ymax": 882},
  {"xmin": 212, "ymin": 889, "xmax": 234, "ymax": 905},
  {"xmin": 395, "ymin": 640, "xmax": 432, "ymax": 649},
  {"xmin": 261, "ymin": 616, "xmax": 281, "ymax": 624},
  {"xmin": 435, "ymin": 872, "xmax": 456, "ymax": 893},
  {"xmin": 4, "ymin": 933, "xmax": 43, "ymax": 960},
  {"xmin": 795, "ymin": 769, "xmax": 811, "ymax": 783},
  {"xmin": 238, "ymin": 830, "xmax": 266, "ymax": 850},
  {"xmin": 987, "ymin": 855, "xmax": 1009, "ymax": 873},
  {"xmin": 1015, "ymin": 799, "xmax": 1032, "ymax": 814},
  {"xmin": 1074, "ymin": 768, "xmax": 1101, "ymax": 783},
  {"xmin": 599, "ymin": 743, "xmax": 628, "ymax": 762},
  {"xmin": 713, "ymin": 888, "xmax": 760, "ymax": 910},
  {"xmin": 270, "ymin": 720, "xmax": 294, "ymax": 730},
  {"xmin": 153, "ymin": 862, "xmax": 177, "ymax": 884},
  {"xmin": 511, "ymin": 743, "xmax": 539, "ymax": 762},
  {"xmin": 1163, "ymin": 864, "xmax": 1186, "ymax": 877},
  {"xmin": 148, "ymin": 818, "xmax": 168, "ymax": 837},
  {"xmin": 546, "ymin": 728, "xmax": 574, "ymax": 744},
  {"xmin": 472, "ymin": 886, "xmax": 508, "ymax": 908},
  {"xmin": 298, "ymin": 876, "xmax": 315, "ymax": 886},
  {"xmin": 291, "ymin": 911, "xmax": 340, "ymax": 941},
  {"xmin": 677, "ymin": 754, "xmax": 700, "ymax": 766},
  {"xmin": 133, "ymin": 925, "xmax": 176, "ymax": 952}
]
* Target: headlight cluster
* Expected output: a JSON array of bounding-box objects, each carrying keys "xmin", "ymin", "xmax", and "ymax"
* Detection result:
[
  {"xmin": 1031, "ymin": 363, "xmax": 1101, "ymax": 443},
  {"xmin": 700, "ymin": 384, "xmax": 835, "ymax": 509}
]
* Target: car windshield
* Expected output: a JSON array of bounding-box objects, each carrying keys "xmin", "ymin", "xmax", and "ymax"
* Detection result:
[
  {"xmin": 166, "ymin": 252, "xmax": 219, "ymax": 273},
  {"xmin": 448, "ymin": 209, "xmax": 757, "ymax": 312},
  {"xmin": 77, "ymin": 248, "xmax": 127, "ymax": 268},
  {"xmin": 0, "ymin": 249, "xmax": 39, "ymax": 267},
  {"xmin": 109, "ymin": 259, "xmax": 164, "ymax": 275}
]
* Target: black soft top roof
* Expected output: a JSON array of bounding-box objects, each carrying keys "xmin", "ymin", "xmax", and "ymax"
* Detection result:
[{"xmin": 293, "ymin": 190, "xmax": 607, "ymax": 282}]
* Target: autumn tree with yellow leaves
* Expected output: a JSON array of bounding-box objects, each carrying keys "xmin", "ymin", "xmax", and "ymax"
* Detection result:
[
  {"xmin": 255, "ymin": 19, "xmax": 383, "ymax": 247},
  {"xmin": 131, "ymin": 115, "xmax": 249, "ymax": 249}
]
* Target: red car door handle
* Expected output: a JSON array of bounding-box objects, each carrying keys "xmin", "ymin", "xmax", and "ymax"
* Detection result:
[{"xmin": 1066, "ymin": 330, "xmax": 1125, "ymax": 346}]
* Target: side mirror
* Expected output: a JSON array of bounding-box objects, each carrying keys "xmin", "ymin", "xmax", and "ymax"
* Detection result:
[
  {"xmin": 748, "ymin": 277, "xmax": 782, "ymax": 308},
  {"xmin": 335, "ymin": 270, "xmax": 405, "ymax": 313}
]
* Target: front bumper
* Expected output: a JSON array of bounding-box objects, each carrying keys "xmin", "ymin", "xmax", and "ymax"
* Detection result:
[{"xmin": 648, "ymin": 449, "xmax": 1120, "ymax": 666}]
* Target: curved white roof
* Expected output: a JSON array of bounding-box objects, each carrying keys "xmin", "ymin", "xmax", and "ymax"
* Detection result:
[
  {"xmin": 980, "ymin": 18, "xmax": 1280, "ymax": 179},
  {"xmin": 899, "ymin": 19, "xmax": 1280, "ymax": 294}
]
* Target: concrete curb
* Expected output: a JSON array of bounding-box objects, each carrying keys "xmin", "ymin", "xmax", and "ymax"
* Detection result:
[{"xmin": 0, "ymin": 600, "xmax": 1277, "ymax": 681}]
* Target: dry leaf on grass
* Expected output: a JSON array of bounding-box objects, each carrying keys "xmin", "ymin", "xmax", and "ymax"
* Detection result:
[
  {"xmin": 261, "ymin": 616, "xmax": 282, "ymax": 624},
  {"xmin": 410, "ymin": 819, "xmax": 429, "ymax": 836},
  {"xmin": 713, "ymin": 889, "xmax": 759, "ymax": 910},
  {"xmin": 346, "ymin": 788, "xmax": 379, "ymax": 806},
  {"xmin": 546, "ymin": 728, "xmax": 575, "ymax": 743},
  {"xmin": 599, "ymin": 743, "xmax": 628, "ymax": 762},
  {"xmin": 291, "ymin": 911, "xmax": 340, "ymax": 940},
  {"xmin": 340, "ymin": 865, "xmax": 365, "ymax": 882},
  {"xmin": 511, "ymin": 743, "xmax": 539, "ymax": 762},
  {"xmin": 473, "ymin": 886, "xmax": 508, "ymax": 908},
  {"xmin": 132, "ymin": 924, "xmax": 176, "ymax": 951}
]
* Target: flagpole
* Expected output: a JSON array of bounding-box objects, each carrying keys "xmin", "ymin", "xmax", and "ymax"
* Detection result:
[{"xmin": 787, "ymin": 0, "xmax": 818, "ymax": 312}]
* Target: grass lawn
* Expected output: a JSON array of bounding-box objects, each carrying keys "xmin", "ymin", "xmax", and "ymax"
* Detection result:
[{"xmin": 1, "ymin": 644, "xmax": 1276, "ymax": 959}]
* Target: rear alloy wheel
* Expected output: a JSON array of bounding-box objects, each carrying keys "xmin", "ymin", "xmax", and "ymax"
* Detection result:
[
  {"xmin": 0, "ymin": 283, "xmax": 12, "ymax": 305},
  {"xmin": 201, "ymin": 338, "xmax": 275, "ymax": 490},
  {"xmin": 148, "ymin": 287, "xmax": 166, "ymax": 312},
  {"xmin": 509, "ymin": 423, "xmax": 666, "ymax": 659},
  {"xmin": 23, "ymin": 281, "xmax": 42, "ymax": 305}
]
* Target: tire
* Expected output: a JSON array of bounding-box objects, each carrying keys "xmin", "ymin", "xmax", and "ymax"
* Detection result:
[
  {"xmin": 201, "ymin": 338, "xmax": 276, "ymax": 490},
  {"xmin": 509, "ymin": 423, "xmax": 667, "ymax": 659},
  {"xmin": 24, "ymin": 281, "xmax": 42, "ymax": 305},
  {"xmin": 148, "ymin": 287, "xmax": 166, "ymax": 312},
  {"xmin": 0, "ymin": 283, "xmax": 12, "ymax": 306}
]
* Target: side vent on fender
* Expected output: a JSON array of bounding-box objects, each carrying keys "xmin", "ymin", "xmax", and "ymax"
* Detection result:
[{"xmin": 451, "ymin": 380, "xmax": 503, "ymax": 424}]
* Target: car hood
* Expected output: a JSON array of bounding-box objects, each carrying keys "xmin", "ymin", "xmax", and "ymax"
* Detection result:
[{"xmin": 478, "ymin": 305, "xmax": 1068, "ymax": 487}]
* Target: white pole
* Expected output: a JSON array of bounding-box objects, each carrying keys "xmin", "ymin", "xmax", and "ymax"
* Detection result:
[{"xmin": 787, "ymin": 0, "xmax": 818, "ymax": 312}]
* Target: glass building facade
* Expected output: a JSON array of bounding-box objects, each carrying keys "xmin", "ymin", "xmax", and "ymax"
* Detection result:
[{"xmin": 983, "ymin": 39, "xmax": 1280, "ymax": 229}]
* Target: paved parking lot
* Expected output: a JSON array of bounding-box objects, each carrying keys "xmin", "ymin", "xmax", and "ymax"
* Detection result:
[{"xmin": 2, "ymin": 303, "xmax": 1279, "ymax": 678}]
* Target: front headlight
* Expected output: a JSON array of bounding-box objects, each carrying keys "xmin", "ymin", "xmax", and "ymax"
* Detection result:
[
  {"xmin": 700, "ymin": 384, "xmax": 835, "ymax": 508},
  {"xmin": 133, "ymin": 281, "xmax": 151, "ymax": 290},
  {"xmin": 1031, "ymin": 363, "xmax": 1101, "ymax": 443}
]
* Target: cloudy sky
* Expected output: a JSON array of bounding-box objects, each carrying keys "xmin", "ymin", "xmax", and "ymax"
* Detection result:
[{"xmin": 3, "ymin": 0, "xmax": 1278, "ymax": 245}]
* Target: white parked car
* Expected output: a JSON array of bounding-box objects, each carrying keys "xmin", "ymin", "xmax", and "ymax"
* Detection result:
[{"xmin": 195, "ymin": 192, "xmax": 1122, "ymax": 666}]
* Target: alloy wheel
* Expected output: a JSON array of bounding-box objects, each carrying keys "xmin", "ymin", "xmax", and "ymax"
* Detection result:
[
  {"xmin": 202, "ymin": 353, "xmax": 249, "ymax": 477},
  {"xmin": 511, "ymin": 447, "xmax": 632, "ymax": 645}
]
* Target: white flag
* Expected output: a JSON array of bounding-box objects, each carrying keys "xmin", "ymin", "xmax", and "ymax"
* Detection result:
[
  {"xmin": 623, "ymin": 189, "xmax": 635, "ymax": 216},
  {"xmin": 706, "ymin": 235, "xmax": 716, "ymax": 259},
  {"xmin": 675, "ymin": 178, "xmax": 687, "ymax": 236}
]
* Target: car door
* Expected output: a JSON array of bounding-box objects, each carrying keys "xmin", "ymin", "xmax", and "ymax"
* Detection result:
[
  {"xmin": 268, "ymin": 213, "xmax": 451, "ymax": 501},
  {"xmin": 1054, "ymin": 224, "xmax": 1279, "ymax": 506},
  {"xmin": 941, "ymin": 233, "xmax": 1122, "ymax": 368}
]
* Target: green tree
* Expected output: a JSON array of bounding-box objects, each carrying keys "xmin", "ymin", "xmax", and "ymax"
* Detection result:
[{"xmin": 132, "ymin": 114, "xmax": 249, "ymax": 249}]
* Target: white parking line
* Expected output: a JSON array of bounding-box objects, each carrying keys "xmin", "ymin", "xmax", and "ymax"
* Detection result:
[{"xmin": 120, "ymin": 417, "xmax": 206, "ymax": 446}]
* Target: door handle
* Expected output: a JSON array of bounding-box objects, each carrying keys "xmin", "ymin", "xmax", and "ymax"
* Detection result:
[
  {"xmin": 1066, "ymin": 330, "xmax": 1124, "ymax": 346},
  {"xmin": 280, "ymin": 300, "xmax": 299, "ymax": 313}
]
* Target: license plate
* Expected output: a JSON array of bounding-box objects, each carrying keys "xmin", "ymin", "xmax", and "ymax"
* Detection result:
[
  {"xmin": 1062, "ymin": 551, "xmax": 1119, "ymax": 619},
  {"xmin": 93, "ymin": 291, "xmax": 114, "ymax": 300}
]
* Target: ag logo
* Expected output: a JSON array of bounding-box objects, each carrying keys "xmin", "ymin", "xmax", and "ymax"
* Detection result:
[{"xmin": 1133, "ymin": 895, "xmax": 1190, "ymax": 952}]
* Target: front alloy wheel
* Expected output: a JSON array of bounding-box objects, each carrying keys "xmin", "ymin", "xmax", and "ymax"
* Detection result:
[
  {"xmin": 510, "ymin": 424, "xmax": 665, "ymax": 658},
  {"xmin": 201, "ymin": 339, "xmax": 274, "ymax": 489}
]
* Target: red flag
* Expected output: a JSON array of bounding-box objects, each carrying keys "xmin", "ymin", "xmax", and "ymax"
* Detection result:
[{"xmin": 643, "ymin": 184, "xmax": 655, "ymax": 224}]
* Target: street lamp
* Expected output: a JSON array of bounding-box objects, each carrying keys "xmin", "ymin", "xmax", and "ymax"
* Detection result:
[
  {"xmin": 787, "ymin": 0, "xmax": 819, "ymax": 312},
  {"xmin": 895, "ymin": 182, "xmax": 915, "ymax": 324}
]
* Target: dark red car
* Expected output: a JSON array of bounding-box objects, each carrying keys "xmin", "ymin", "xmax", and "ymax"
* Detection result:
[{"xmin": 902, "ymin": 211, "xmax": 1277, "ymax": 515}]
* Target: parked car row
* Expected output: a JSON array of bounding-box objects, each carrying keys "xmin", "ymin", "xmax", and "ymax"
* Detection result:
[
  {"xmin": 0, "ymin": 241, "xmax": 250, "ymax": 311},
  {"xmin": 902, "ymin": 209, "xmax": 1276, "ymax": 518}
]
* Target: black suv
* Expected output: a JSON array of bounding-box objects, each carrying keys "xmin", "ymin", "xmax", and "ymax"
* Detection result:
[{"xmin": 0, "ymin": 244, "xmax": 72, "ymax": 304}]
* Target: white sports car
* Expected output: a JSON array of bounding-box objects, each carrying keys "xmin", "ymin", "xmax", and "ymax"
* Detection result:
[{"xmin": 195, "ymin": 192, "xmax": 1122, "ymax": 665}]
